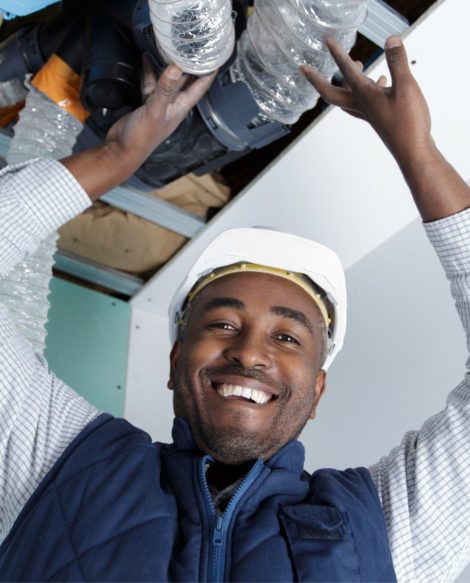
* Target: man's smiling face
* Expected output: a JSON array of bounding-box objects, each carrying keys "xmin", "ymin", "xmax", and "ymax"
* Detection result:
[{"xmin": 168, "ymin": 271, "xmax": 327, "ymax": 464}]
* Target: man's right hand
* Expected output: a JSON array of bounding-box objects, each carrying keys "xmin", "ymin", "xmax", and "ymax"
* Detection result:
[
  {"xmin": 61, "ymin": 65, "xmax": 216, "ymax": 201},
  {"xmin": 105, "ymin": 65, "xmax": 217, "ymax": 178}
]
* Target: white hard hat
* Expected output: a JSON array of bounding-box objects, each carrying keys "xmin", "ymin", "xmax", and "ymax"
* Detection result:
[{"xmin": 169, "ymin": 227, "xmax": 347, "ymax": 370}]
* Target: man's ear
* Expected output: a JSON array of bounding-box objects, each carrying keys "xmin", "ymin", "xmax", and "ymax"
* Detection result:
[
  {"xmin": 309, "ymin": 370, "xmax": 327, "ymax": 420},
  {"xmin": 167, "ymin": 341, "xmax": 181, "ymax": 391}
]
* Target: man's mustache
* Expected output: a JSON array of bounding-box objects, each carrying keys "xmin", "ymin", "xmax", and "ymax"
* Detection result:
[{"xmin": 200, "ymin": 364, "xmax": 285, "ymax": 396}]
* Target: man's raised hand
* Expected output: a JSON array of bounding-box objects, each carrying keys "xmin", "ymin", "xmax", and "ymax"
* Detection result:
[
  {"xmin": 61, "ymin": 65, "xmax": 216, "ymax": 201},
  {"xmin": 106, "ymin": 65, "xmax": 217, "ymax": 176},
  {"xmin": 302, "ymin": 35, "xmax": 470, "ymax": 221},
  {"xmin": 301, "ymin": 36, "xmax": 433, "ymax": 167}
]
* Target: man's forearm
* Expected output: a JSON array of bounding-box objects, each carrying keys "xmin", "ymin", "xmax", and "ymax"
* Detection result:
[
  {"xmin": 60, "ymin": 144, "xmax": 135, "ymax": 203},
  {"xmin": 395, "ymin": 143, "xmax": 470, "ymax": 223}
]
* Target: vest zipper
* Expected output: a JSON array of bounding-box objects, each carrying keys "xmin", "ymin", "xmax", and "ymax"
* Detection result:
[{"xmin": 199, "ymin": 456, "xmax": 264, "ymax": 582}]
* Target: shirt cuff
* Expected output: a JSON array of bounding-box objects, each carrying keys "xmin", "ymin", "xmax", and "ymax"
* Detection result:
[
  {"xmin": 6, "ymin": 158, "xmax": 91, "ymax": 236},
  {"xmin": 424, "ymin": 208, "xmax": 470, "ymax": 276}
]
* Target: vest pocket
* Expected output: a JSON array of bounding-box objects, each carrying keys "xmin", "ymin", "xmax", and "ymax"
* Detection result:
[{"xmin": 279, "ymin": 504, "xmax": 361, "ymax": 582}]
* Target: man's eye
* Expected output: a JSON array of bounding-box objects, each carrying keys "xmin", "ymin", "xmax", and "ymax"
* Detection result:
[
  {"xmin": 208, "ymin": 322, "xmax": 236, "ymax": 331},
  {"xmin": 275, "ymin": 333, "xmax": 299, "ymax": 345}
]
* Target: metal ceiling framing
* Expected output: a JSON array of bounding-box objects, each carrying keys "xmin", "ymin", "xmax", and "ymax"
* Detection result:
[
  {"xmin": 1, "ymin": 0, "xmax": 409, "ymax": 296},
  {"xmin": 54, "ymin": 250, "xmax": 144, "ymax": 296},
  {"xmin": 100, "ymin": 187, "xmax": 204, "ymax": 238},
  {"xmin": 360, "ymin": 0, "xmax": 409, "ymax": 47}
]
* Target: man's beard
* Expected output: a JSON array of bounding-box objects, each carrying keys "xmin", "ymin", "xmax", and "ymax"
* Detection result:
[
  {"xmin": 195, "ymin": 412, "xmax": 280, "ymax": 463},
  {"xmin": 172, "ymin": 363, "xmax": 313, "ymax": 464}
]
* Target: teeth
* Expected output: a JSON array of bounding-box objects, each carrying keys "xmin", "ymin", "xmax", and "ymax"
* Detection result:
[{"xmin": 216, "ymin": 384, "xmax": 271, "ymax": 404}]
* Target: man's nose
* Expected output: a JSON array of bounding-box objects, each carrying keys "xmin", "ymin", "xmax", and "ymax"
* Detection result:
[{"xmin": 222, "ymin": 329, "xmax": 272, "ymax": 369}]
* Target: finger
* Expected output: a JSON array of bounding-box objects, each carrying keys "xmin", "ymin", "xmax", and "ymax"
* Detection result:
[
  {"xmin": 141, "ymin": 56, "xmax": 159, "ymax": 99},
  {"xmin": 384, "ymin": 36, "xmax": 413, "ymax": 89},
  {"xmin": 300, "ymin": 65, "xmax": 358, "ymax": 110},
  {"xmin": 340, "ymin": 61, "xmax": 364, "ymax": 90},
  {"xmin": 354, "ymin": 60, "xmax": 364, "ymax": 72},
  {"xmin": 377, "ymin": 75, "xmax": 388, "ymax": 87},
  {"xmin": 325, "ymin": 38, "xmax": 365, "ymax": 90},
  {"xmin": 300, "ymin": 64, "xmax": 332, "ymax": 93},
  {"xmin": 175, "ymin": 69, "xmax": 217, "ymax": 111},
  {"xmin": 154, "ymin": 65, "xmax": 187, "ymax": 102}
]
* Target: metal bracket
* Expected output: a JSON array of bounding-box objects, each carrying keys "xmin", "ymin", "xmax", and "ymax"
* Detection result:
[
  {"xmin": 54, "ymin": 250, "xmax": 144, "ymax": 296},
  {"xmin": 359, "ymin": 0, "xmax": 410, "ymax": 47},
  {"xmin": 101, "ymin": 187, "xmax": 204, "ymax": 239}
]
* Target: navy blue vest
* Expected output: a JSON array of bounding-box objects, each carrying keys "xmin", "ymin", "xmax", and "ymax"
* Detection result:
[{"xmin": 0, "ymin": 414, "xmax": 396, "ymax": 581}]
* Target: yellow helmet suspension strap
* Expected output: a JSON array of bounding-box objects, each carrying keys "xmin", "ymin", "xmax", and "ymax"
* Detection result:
[{"xmin": 186, "ymin": 262, "xmax": 331, "ymax": 328}]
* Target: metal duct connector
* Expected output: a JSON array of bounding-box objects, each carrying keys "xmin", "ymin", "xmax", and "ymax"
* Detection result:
[
  {"xmin": 231, "ymin": 0, "xmax": 369, "ymax": 124},
  {"xmin": 0, "ymin": 85, "xmax": 83, "ymax": 354},
  {"xmin": 148, "ymin": 0, "xmax": 235, "ymax": 75}
]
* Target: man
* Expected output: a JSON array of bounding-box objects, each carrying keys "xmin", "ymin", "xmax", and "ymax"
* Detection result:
[{"xmin": 0, "ymin": 36, "xmax": 469, "ymax": 581}]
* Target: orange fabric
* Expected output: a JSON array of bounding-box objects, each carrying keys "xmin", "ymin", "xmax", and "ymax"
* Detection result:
[
  {"xmin": 32, "ymin": 54, "xmax": 89, "ymax": 123},
  {"xmin": 0, "ymin": 101, "xmax": 24, "ymax": 127}
]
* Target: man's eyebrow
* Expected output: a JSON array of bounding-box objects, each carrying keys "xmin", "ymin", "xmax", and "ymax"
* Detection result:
[
  {"xmin": 200, "ymin": 297, "xmax": 245, "ymax": 313},
  {"xmin": 271, "ymin": 306, "xmax": 314, "ymax": 335}
]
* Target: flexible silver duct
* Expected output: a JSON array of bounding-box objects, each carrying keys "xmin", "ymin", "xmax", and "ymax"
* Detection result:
[
  {"xmin": 231, "ymin": 0, "xmax": 369, "ymax": 124},
  {"xmin": 149, "ymin": 0, "xmax": 235, "ymax": 74},
  {"xmin": 0, "ymin": 84, "xmax": 83, "ymax": 354},
  {"xmin": 0, "ymin": 77, "xmax": 26, "ymax": 106}
]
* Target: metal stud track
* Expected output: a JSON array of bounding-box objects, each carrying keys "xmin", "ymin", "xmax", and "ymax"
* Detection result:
[{"xmin": 360, "ymin": 0, "xmax": 410, "ymax": 47}]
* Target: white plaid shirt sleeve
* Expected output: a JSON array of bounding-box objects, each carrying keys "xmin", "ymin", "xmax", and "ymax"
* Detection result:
[
  {"xmin": 370, "ymin": 208, "xmax": 470, "ymax": 582},
  {"xmin": 2, "ymin": 159, "xmax": 470, "ymax": 581},
  {"xmin": 0, "ymin": 159, "xmax": 100, "ymax": 544}
]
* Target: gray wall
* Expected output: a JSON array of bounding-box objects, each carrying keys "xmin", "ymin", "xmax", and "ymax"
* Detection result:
[{"xmin": 303, "ymin": 217, "xmax": 467, "ymax": 471}]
